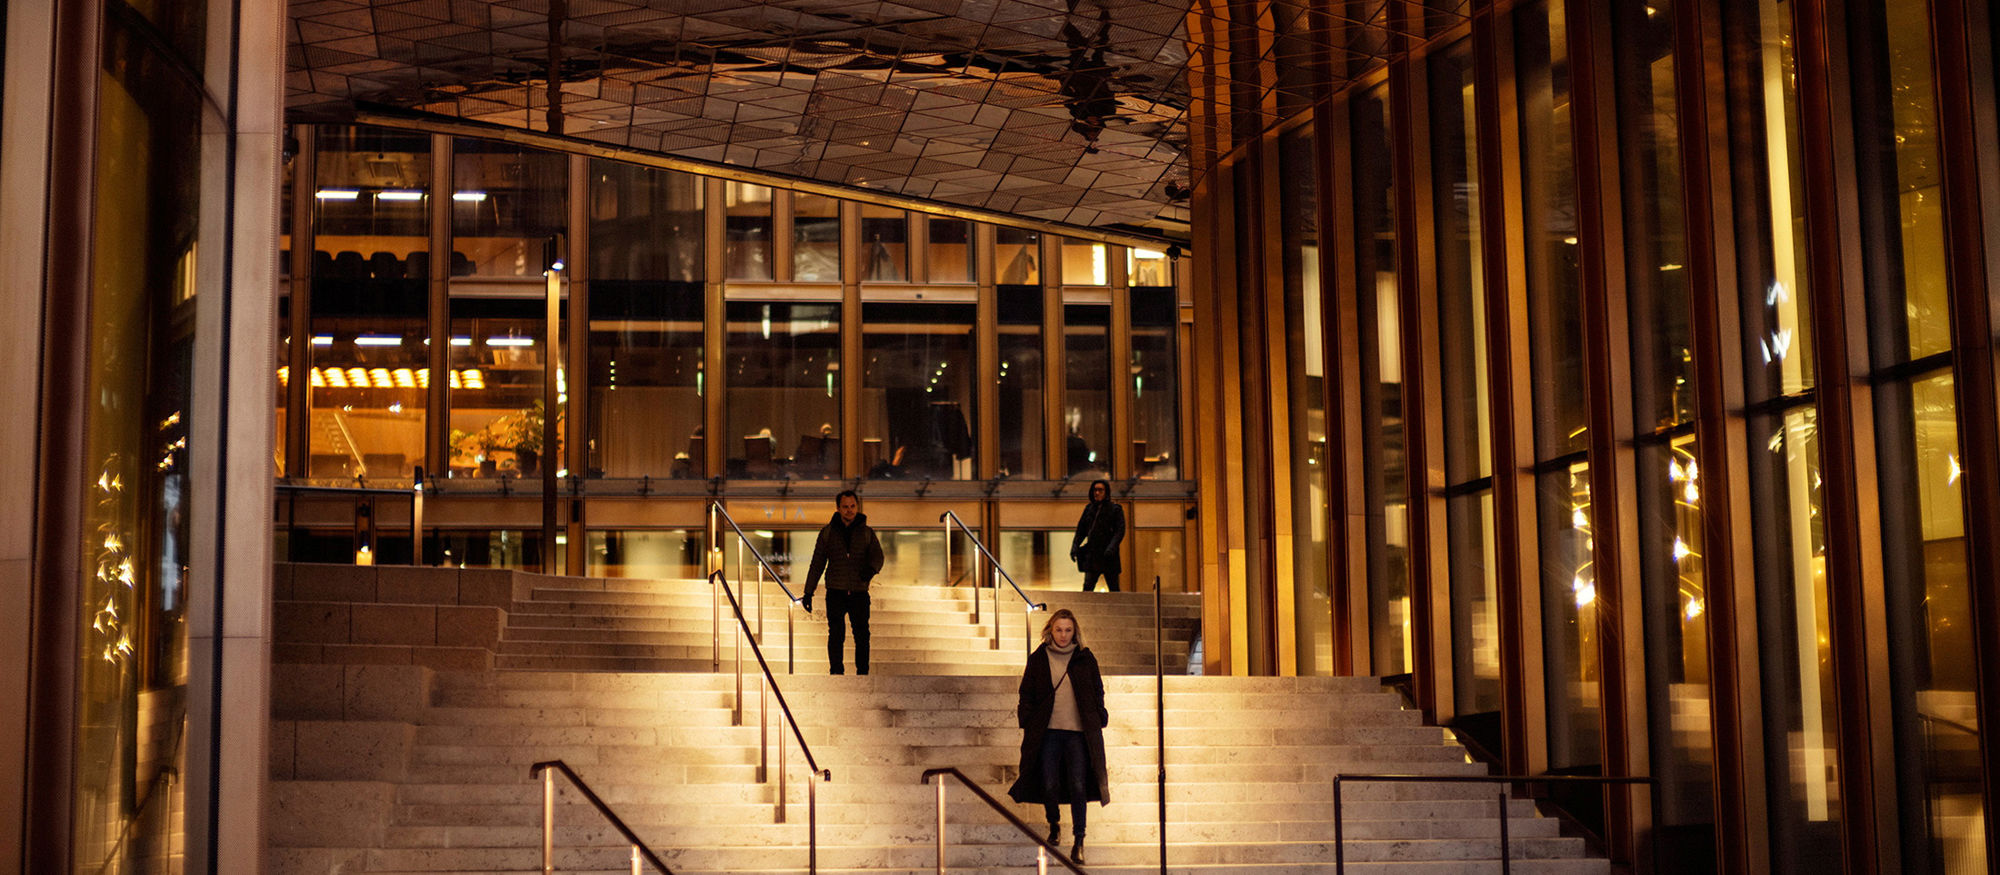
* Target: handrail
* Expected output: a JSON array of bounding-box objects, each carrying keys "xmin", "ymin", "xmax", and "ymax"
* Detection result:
[
  {"xmin": 529, "ymin": 760, "xmax": 674, "ymax": 874},
  {"xmin": 1151, "ymin": 576, "xmax": 1165, "ymax": 875},
  {"xmin": 940, "ymin": 510, "xmax": 1045, "ymax": 654},
  {"xmin": 1331, "ymin": 773, "xmax": 1660, "ymax": 875},
  {"xmin": 707, "ymin": 501, "xmax": 802, "ymax": 673},
  {"xmin": 921, "ymin": 767, "xmax": 1088, "ymax": 874},
  {"xmin": 1917, "ymin": 710, "xmax": 1981, "ymax": 738},
  {"xmin": 711, "ymin": 569, "xmax": 831, "ymax": 871}
]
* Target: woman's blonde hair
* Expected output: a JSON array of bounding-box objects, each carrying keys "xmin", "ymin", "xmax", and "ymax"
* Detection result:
[{"xmin": 1039, "ymin": 608, "xmax": 1083, "ymax": 646}]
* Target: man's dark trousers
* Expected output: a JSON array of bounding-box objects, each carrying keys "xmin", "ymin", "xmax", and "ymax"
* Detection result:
[{"xmin": 826, "ymin": 589, "xmax": 871, "ymax": 674}]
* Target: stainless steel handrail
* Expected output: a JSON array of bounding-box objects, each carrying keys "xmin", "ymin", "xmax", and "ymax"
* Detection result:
[
  {"xmin": 939, "ymin": 510, "xmax": 1045, "ymax": 653},
  {"xmin": 1330, "ymin": 773, "xmax": 1660, "ymax": 874},
  {"xmin": 530, "ymin": 760, "xmax": 674, "ymax": 874},
  {"xmin": 707, "ymin": 501, "xmax": 803, "ymax": 674},
  {"xmin": 921, "ymin": 767, "xmax": 1088, "ymax": 874},
  {"xmin": 711, "ymin": 569, "xmax": 831, "ymax": 870}
]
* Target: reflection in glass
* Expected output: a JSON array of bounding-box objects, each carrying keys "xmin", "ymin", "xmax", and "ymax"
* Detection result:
[
  {"xmin": 861, "ymin": 204, "xmax": 908, "ymax": 282},
  {"xmin": 877, "ymin": 530, "xmax": 976, "ymax": 587},
  {"xmin": 1516, "ymin": 0, "xmax": 1589, "ymax": 458},
  {"xmin": 1129, "ymin": 248, "xmax": 1173, "ymax": 287},
  {"xmin": 1063, "ymin": 305, "xmax": 1113, "ymax": 478},
  {"xmin": 997, "ymin": 227, "xmax": 1042, "ymax": 285},
  {"xmin": 1353, "ymin": 83, "xmax": 1409, "ymax": 675},
  {"xmin": 725, "ymin": 303, "xmax": 841, "ymax": 478},
  {"xmin": 448, "ymin": 300, "xmax": 555, "ymax": 480},
  {"xmin": 1639, "ymin": 436, "xmax": 1714, "ymax": 839},
  {"xmin": 1062, "ymin": 238, "xmax": 1109, "ymax": 285},
  {"xmin": 436, "ymin": 530, "xmax": 545, "ymax": 569},
  {"xmin": 1855, "ymin": 0, "xmax": 1951, "ymax": 364},
  {"xmin": 928, "ymin": 218, "xmax": 976, "ymax": 283},
  {"xmin": 588, "ymin": 530, "xmax": 702, "ymax": 579},
  {"xmin": 860, "ymin": 303, "xmax": 976, "ymax": 480},
  {"xmin": 1132, "ymin": 530, "xmax": 1188, "ymax": 593},
  {"xmin": 1747, "ymin": 405, "xmax": 1841, "ymax": 869},
  {"xmin": 725, "ymin": 182, "xmax": 773, "ymax": 280},
  {"xmin": 1278, "ymin": 124, "xmax": 1328, "ymax": 674},
  {"xmin": 1447, "ymin": 492, "xmax": 1502, "ymax": 713},
  {"xmin": 451, "ymin": 141, "xmax": 566, "ymax": 277},
  {"xmin": 1540, "ymin": 461, "xmax": 1601, "ymax": 771},
  {"xmin": 793, "ymin": 192, "xmax": 842, "ymax": 282},
  {"xmin": 588, "ymin": 283, "xmax": 704, "ymax": 478},
  {"xmin": 1612, "ymin": 0, "xmax": 1694, "ymax": 431},
  {"xmin": 997, "ymin": 287, "xmax": 1046, "ymax": 479},
  {"xmin": 1001, "ymin": 530, "xmax": 1081, "ymax": 590},
  {"xmin": 589, "ymin": 161, "xmax": 703, "ymax": 283},
  {"xmin": 78, "ymin": 21, "xmax": 204, "ymax": 863},
  {"xmin": 1728, "ymin": 0, "xmax": 1815, "ymax": 402}
]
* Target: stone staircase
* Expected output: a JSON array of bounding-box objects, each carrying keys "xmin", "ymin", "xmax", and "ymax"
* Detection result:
[
  {"xmin": 269, "ymin": 564, "xmax": 1611, "ymax": 873},
  {"xmin": 269, "ymin": 669, "xmax": 1608, "ymax": 874}
]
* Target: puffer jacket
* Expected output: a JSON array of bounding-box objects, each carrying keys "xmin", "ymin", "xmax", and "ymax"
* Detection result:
[{"xmin": 802, "ymin": 513, "xmax": 885, "ymax": 596}]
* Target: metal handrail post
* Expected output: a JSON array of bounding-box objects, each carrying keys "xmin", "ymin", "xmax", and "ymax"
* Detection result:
[
  {"xmin": 777, "ymin": 714, "xmax": 788, "ymax": 823},
  {"xmin": 1154, "ymin": 575, "xmax": 1165, "ymax": 875},
  {"xmin": 711, "ymin": 548, "xmax": 722, "ymax": 670},
  {"xmin": 542, "ymin": 768, "xmax": 556, "ymax": 875},
  {"xmin": 1497, "ymin": 789, "xmax": 1511, "ymax": 875},
  {"xmin": 935, "ymin": 776, "xmax": 947, "ymax": 875},
  {"xmin": 1332, "ymin": 778, "xmax": 1345, "ymax": 875},
  {"xmin": 943, "ymin": 515, "xmax": 952, "ymax": 588},
  {"xmin": 758, "ymin": 672, "xmax": 769, "ymax": 783},
  {"xmin": 808, "ymin": 773, "xmax": 818, "ymax": 873},
  {"xmin": 733, "ymin": 610, "xmax": 744, "ymax": 726}
]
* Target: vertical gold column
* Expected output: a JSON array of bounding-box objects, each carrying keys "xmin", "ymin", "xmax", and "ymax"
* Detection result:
[
  {"xmin": 1254, "ymin": 139, "xmax": 1298, "ymax": 676},
  {"xmin": 1326, "ymin": 105, "xmax": 1372, "ymax": 677},
  {"xmin": 1107, "ymin": 245, "xmax": 1138, "ymax": 590},
  {"xmin": 427, "ymin": 135, "xmax": 452, "ymax": 480},
  {"xmin": 775, "ymin": 189, "xmax": 796, "ymax": 283},
  {"xmin": 840, "ymin": 201, "xmax": 862, "ymax": 480},
  {"xmin": 286, "ymin": 125, "xmax": 316, "ymax": 480},
  {"xmin": 565, "ymin": 154, "xmax": 589, "ymax": 574},
  {"xmin": 704, "ymin": 177, "xmax": 726, "ymax": 479},
  {"xmin": 1042, "ymin": 233, "xmax": 1067, "ymax": 483},
  {"xmin": 976, "ymin": 223, "xmax": 1000, "ymax": 481}
]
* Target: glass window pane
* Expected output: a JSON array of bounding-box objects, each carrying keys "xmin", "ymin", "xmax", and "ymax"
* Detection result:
[
  {"xmin": 448, "ymin": 299, "xmax": 556, "ymax": 480},
  {"xmin": 588, "ymin": 160, "xmax": 703, "ymax": 283},
  {"xmin": 1129, "ymin": 248, "xmax": 1173, "ymax": 287},
  {"xmin": 793, "ymin": 192, "xmax": 841, "ymax": 282},
  {"xmin": 928, "ymin": 218, "xmax": 975, "ymax": 283},
  {"xmin": 1433, "ymin": 40, "xmax": 1493, "ymax": 486},
  {"xmin": 1726, "ymin": 0, "xmax": 1816, "ymax": 401},
  {"xmin": 587, "ymin": 530, "xmax": 703, "ymax": 579},
  {"xmin": 1063, "ymin": 304, "xmax": 1113, "ymax": 477},
  {"xmin": 588, "ymin": 282, "xmax": 705, "ymax": 479},
  {"xmin": 1852, "ymin": 0, "xmax": 1951, "ymax": 365},
  {"xmin": 725, "ymin": 182, "xmax": 773, "ymax": 281},
  {"xmin": 1639, "ymin": 435, "xmax": 1715, "ymax": 840},
  {"xmin": 451, "ymin": 141, "xmax": 566, "ymax": 278},
  {"xmin": 1061, "ymin": 238, "xmax": 1109, "ymax": 286},
  {"xmin": 1516, "ymin": 0, "xmax": 1589, "ymax": 458},
  {"xmin": 998, "ymin": 287, "xmax": 1046, "ymax": 479},
  {"xmin": 1612, "ymin": 0, "xmax": 1695, "ymax": 431},
  {"xmin": 997, "ymin": 227, "xmax": 1042, "ymax": 285},
  {"xmin": 725, "ymin": 302, "xmax": 841, "ymax": 478},
  {"xmin": 1747, "ymin": 404, "xmax": 1841, "ymax": 869},
  {"xmin": 1540, "ymin": 460, "xmax": 1601, "ymax": 773},
  {"xmin": 861, "ymin": 205, "xmax": 908, "ymax": 282},
  {"xmin": 1131, "ymin": 289, "xmax": 1180, "ymax": 480},
  {"xmin": 310, "ymin": 127, "xmax": 429, "ymax": 484},
  {"xmin": 1877, "ymin": 368, "xmax": 1979, "ymax": 874},
  {"xmin": 1278, "ymin": 124, "xmax": 1326, "ymax": 674},
  {"xmin": 860, "ymin": 303, "xmax": 976, "ymax": 480},
  {"xmin": 1132, "ymin": 529, "xmax": 1189, "ymax": 593},
  {"xmin": 1001, "ymin": 530, "xmax": 1082, "ymax": 590},
  {"xmin": 1449, "ymin": 491, "xmax": 1503, "ymax": 716},
  {"xmin": 1353, "ymin": 82, "xmax": 1409, "ymax": 675}
]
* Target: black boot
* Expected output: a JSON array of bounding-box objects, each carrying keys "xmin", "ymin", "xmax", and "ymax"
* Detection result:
[
  {"xmin": 1046, "ymin": 822, "xmax": 1061, "ymax": 846},
  {"xmin": 1070, "ymin": 835, "xmax": 1085, "ymax": 864}
]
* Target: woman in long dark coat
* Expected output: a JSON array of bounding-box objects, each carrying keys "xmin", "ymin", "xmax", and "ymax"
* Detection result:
[
  {"xmin": 1070, "ymin": 479, "xmax": 1125, "ymax": 591},
  {"xmin": 1006, "ymin": 608, "xmax": 1109, "ymax": 863}
]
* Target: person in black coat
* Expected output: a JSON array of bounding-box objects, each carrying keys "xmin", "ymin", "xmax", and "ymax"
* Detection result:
[
  {"xmin": 1006, "ymin": 609, "xmax": 1109, "ymax": 864},
  {"xmin": 1070, "ymin": 479, "xmax": 1125, "ymax": 592},
  {"xmin": 800, "ymin": 490, "xmax": 885, "ymax": 674}
]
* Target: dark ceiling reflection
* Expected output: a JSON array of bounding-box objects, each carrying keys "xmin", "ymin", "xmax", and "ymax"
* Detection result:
[{"xmin": 288, "ymin": 0, "xmax": 1461, "ymax": 234}]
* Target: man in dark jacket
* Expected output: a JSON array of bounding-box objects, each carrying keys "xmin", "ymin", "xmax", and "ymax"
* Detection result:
[
  {"xmin": 1070, "ymin": 479, "xmax": 1124, "ymax": 592},
  {"xmin": 801, "ymin": 490, "xmax": 886, "ymax": 674}
]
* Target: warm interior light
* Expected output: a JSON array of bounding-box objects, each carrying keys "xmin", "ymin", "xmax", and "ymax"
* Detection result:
[
  {"xmin": 354, "ymin": 335, "xmax": 403, "ymax": 347},
  {"xmin": 315, "ymin": 189, "xmax": 360, "ymax": 200},
  {"xmin": 377, "ymin": 190, "xmax": 424, "ymax": 201},
  {"xmin": 453, "ymin": 191, "xmax": 488, "ymax": 202}
]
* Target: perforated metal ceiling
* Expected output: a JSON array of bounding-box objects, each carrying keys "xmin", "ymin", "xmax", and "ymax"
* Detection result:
[{"xmin": 288, "ymin": 0, "xmax": 1464, "ymax": 235}]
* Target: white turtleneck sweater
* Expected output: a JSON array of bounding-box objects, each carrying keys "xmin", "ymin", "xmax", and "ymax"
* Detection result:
[{"xmin": 1047, "ymin": 644, "xmax": 1083, "ymax": 732}]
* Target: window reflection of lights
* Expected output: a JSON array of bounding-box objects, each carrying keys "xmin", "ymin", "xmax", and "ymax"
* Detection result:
[
  {"xmin": 1563, "ymin": 236, "xmax": 1579, "ymax": 245},
  {"xmin": 388, "ymin": 402, "xmax": 403, "ymax": 413},
  {"xmin": 278, "ymin": 366, "xmax": 289, "ymax": 386},
  {"xmin": 355, "ymin": 335, "xmax": 403, "ymax": 347},
  {"xmin": 450, "ymin": 337, "xmax": 472, "ymax": 346},
  {"xmin": 310, "ymin": 369, "xmax": 327, "ymax": 387},
  {"xmin": 377, "ymin": 190, "xmax": 424, "ymax": 201},
  {"xmin": 326, "ymin": 369, "xmax": 349, "ymax": 388},
  {"xmin": 311, "ymin": 335, "xmax": 334, "ymax": 346},
  {"xmin": 393, "ymin": 368, "xmax": 416, "ymax": 387},
  {"xmin": 463, "ymin": 368, "xmax": 485, "ymax": 389},
  {"xmin": 487, "ymin": 337, "xmax": 534, "ymax": 347},
  {"xmin": 369, "ymin": 368, "xmax": 392, "ymax": 387},
  {"xmin": 448, "ymin": 370, "xmax": 460, "ymax": 389},
  {"xmin": 315, "ymin": 189, "xmax": 360, "ymax": 200},
  {"xmin": 453, "ymin": 191, "xmax": 488, "ymax": 202},
  {"xmin": 1685, "ymin": 598, "xmax": 1704, "ymax": 620},
  {"xmin": 1685, "ymin": 481, "xmax": 1701, "ymax": 504},
  {"xmin": 1573, "ymin": 580, "xmax": 1597, "ymax": 608},
  {"xmin": 1767, "ymin": 280, "xmax": 1790, "ymax": 307},
  {"xmin": 1672, "ymin": 537, "xmax": 1693, "ymax": 562},
  {"xmin": 1572, "ymin": 507, "xmax": 1589, "ymax": 530}
]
